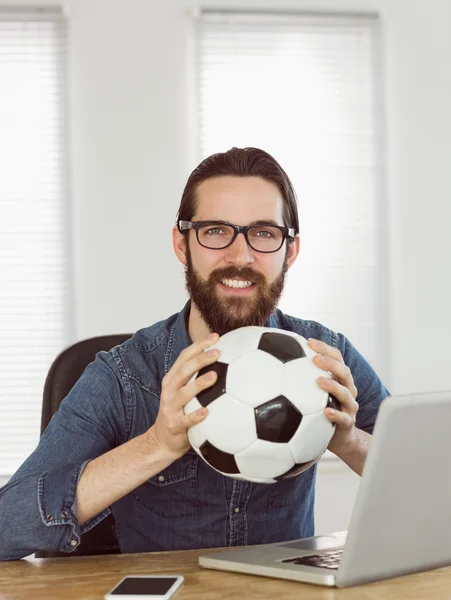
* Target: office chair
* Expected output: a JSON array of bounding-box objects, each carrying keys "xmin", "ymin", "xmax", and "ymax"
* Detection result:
[{"xmin": 35, "ymin": 333, "xmax": 132, "ymax": 558}]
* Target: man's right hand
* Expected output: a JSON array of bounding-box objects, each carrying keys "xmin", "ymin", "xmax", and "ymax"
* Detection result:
[
  {"xmin": 147, "ymin": 333, "xmax": 220, "ymax": 459},
  {"xmin": 72, "ymin": 333, "xmax": 221, "ymax": 528}
]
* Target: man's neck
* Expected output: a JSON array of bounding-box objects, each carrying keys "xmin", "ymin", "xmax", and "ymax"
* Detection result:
[{"xmin": 187, "ymin": 302, "xmax": 212, "ymax": 343}]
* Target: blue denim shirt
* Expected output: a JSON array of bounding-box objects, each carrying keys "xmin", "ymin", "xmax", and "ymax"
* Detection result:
[{"xmin": 0, "ymin": 302, "xmax": 389, "ymax": 560}]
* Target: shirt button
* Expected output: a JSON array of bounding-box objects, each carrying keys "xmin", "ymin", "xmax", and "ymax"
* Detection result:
[
  {"xmin": 46, "ymin": 514, "xmax": 54, "ymax": 522},
  {"xmin": 158, "ymin": 475, "xmax": 165, "ymax": 482},
  {"xmin": 61, "ymin": 510, "xmax": 68, "ymax": 518},
  {"xmin": 70, "ymin": 540, "xmax": 77, "ymax": 547},
  {"xmin": 234, "ymin": 507, "xmax": 240, "ymax": 513}
]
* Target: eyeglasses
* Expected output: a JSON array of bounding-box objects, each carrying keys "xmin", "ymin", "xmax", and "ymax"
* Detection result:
[{"xmin": 178, "ymin": 220, "xmax": 296, "ymax": 253}]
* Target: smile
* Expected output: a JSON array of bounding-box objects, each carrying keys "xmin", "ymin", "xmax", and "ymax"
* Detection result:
[{"xmin": 221, "ymin": 278, "xmax": 253, "ymax": 289}]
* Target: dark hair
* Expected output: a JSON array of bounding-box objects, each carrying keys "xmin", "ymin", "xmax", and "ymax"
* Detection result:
[{"xmin": 176, "ymin": 147, "xmax": 299, "ymax": 236}]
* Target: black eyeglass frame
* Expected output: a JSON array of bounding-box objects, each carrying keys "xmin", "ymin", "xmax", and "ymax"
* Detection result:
[{"xmin": 178, "ymin": 220, "xmax": 296, "ymax": 253}]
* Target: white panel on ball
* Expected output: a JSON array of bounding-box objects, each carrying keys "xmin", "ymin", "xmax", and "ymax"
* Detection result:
[
  {"xmin": 227, "ymin": 472, "xmax": 277, "ymax": 485},
  {"xmin": 201, "ymin": 393, "xmax": 257, "ymax": 454},
  {"xmin": 235, "ymin": 439, "xmax": 295, "ymax": 481},
  {"xmin": 187, "ymin": 422, "xmax": 208, "ymax": 449},
  {"xmin": 184, "ymin": 397, "xmax": 202, "ymax": 415},
  {"xmin": 185, "ymin": 397, "xmax": 208, "ymax": 448},
  {"xmin": 227, "ymin": 349, "xmax": 284, "ymax": 408},
  {"xmin": 283, "ymin": 358, "xmax": 331, "ymax": 415},
  {"xmin": 209, "ymin": 326, "xmax": 265, "ymax": 364},
  {"xmin": 288, "ymin": 410, "xmax": 335, "ymax": 463}
]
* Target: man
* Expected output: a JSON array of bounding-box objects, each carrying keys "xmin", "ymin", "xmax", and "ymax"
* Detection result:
[{"xmin": 0, "ymin": 147, "xmax": 389, "ymax": 560}]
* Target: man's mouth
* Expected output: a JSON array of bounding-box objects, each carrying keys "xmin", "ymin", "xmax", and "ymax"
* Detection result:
[{"xmin": 219, "ymin": 278, "xmax": 255, "ymax": 290}]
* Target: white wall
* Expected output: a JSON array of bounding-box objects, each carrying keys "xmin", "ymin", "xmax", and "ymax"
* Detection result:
[
  {"xmin": 5, "ymin": 0, "xmax": 451, "ymax": 534},
  {"xmin": 61, "ymin": 0, "xmax": 451, "ymax": 396}
]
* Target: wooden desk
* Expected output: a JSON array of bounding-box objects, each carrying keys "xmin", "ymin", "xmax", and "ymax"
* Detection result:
[{"xmin": 1, "ymin": 549, "xmax": 451, "ymax": 600}]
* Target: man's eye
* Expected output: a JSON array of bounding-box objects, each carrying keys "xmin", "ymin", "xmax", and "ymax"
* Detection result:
[
  {"xmin": 253, "ymin": 229, "xmax": 274, "ymax": 238},
  {"xmin": 206, "ymin": 228, "xmax": 225, "ymax": 235}
]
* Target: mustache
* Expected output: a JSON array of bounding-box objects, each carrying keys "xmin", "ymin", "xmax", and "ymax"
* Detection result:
[{"xmin": 208, "ymin": 267, "xmax": 265, "ymax": 286}]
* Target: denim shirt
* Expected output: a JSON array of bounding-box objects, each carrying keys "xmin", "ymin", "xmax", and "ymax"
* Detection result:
[{"xmin": 0, "ymin": 302, "xmax": 390, "ymax": 560}]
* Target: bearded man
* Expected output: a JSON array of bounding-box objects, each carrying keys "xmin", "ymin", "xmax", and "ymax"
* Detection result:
[{"xmin": 0, "ymin": 147, "xmax": 389, "ymax": 560}]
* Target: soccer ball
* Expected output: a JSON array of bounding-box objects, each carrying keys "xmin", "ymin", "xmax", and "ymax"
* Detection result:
[{"xmin": 184, "ymin": 326, "xmax": 339, "ymax": 484}]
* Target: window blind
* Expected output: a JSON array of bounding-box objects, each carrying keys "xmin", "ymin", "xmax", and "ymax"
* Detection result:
[
  {"xmin": 196, "ymin": 11, "xmax": 387, "ymax": 382},
  {"xmin": 0, "ymin": 8, "xmax": 68, "ymax": 475}
]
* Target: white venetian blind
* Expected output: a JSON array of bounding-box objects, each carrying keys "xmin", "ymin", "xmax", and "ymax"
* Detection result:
[
  {"xmin": 197, "ymin": 11, "xmax": 387, "ymax": 380},
  {"xmin": 0, "ymin": 8, "xmax": 68, "ymax": 475}
]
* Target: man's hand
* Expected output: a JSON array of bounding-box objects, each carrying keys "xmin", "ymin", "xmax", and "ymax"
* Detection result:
[
  {"xmin": 147, "ymin": 333, "xmax": 220, "ymax": 459},
  {"xmin": 307, "ymin": 337, "xmax": 359, "ymax": 457},
  {"xmin": 75, "ymin": 335, "xmax": 221, "ymax": 527}
]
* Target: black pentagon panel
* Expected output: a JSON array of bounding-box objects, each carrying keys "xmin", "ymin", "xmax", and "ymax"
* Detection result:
[
  {"xmin": 195, "ymin": 361, "xmax": 228, "ymax": 407},
  {"xmin": 327, "ymin": 394, "xmax": 341, "ymax": 411},
  {"xmin": 199, "ymin": 441, "xmax": 239, "ymax": 474},
  {"xmin": 255, "ymin": 395, "xmax": 302, "ymax": 443},
  {"xmin": 275, "ymin": 458, "xmax": 318, "ymax": 480},
  {"xmin": 258, "ymin": 332, "xmax": 305, "ymax": 363}
]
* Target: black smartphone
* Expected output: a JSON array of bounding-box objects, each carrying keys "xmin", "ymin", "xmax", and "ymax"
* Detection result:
[{"xmin": 104, "ymin": 575, "xmax": 184, "ymax": 600}]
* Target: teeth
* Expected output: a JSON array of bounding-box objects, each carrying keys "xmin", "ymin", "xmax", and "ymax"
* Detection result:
[{"xmin": 221, "ymin": 278, "xmax": 253, "ymax": 289}]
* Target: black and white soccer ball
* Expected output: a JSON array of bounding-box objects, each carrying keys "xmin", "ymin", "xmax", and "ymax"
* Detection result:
[{"xmin": 184, "ymin": 326, "xmax": 339, "ymax": 484}]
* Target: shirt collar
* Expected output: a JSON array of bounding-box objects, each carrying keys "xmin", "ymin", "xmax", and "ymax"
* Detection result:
[
  {"xmin": 164, "ymin": 300, "xmax": 192, "ymax": 375},
  {"xmin": 267, "ymin": 309, "xmax": 280, "ymax": 329}
]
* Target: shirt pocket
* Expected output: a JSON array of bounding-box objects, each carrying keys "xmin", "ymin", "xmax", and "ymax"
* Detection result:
[{"xmin": 133, "ymin": 450, "xmax": 199, "ymax": 517}]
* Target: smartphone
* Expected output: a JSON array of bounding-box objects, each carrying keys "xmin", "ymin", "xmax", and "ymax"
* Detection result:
[{"xmin": 104, "ymin": 575, "xmax": 184, "ymax": 600}]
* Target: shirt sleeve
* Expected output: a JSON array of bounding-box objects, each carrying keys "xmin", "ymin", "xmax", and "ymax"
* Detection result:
[
  {"xmin": 336, "ymin": 333, "xmax": 390, "ymax": 434},
  {"xmin": 0, "ymin": 350, "xmax": 127, "ymax": 561}
]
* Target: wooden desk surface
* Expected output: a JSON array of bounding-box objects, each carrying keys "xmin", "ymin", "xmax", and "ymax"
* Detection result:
[{"xmin": 1, "ymin": 549, "xmax": 451, "ymax": 600}]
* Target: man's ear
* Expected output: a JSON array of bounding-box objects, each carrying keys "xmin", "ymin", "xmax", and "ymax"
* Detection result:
[
  {"xmin": 173, "ymin": 225, "xmax": 188, "ymax": 266},
  {"xmin": 286, "ymin": 236, "xmax": 300, "ymax": 270}
]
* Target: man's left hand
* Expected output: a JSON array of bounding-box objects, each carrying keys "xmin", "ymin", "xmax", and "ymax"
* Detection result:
[{"xmin": 307, "ymin": 338, "xmax": 359, "ymax": 456}]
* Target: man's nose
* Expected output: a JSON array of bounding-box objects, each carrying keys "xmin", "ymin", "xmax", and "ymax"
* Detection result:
[{"xmin": 224, "ymin": 232, "xmax": 254, "ymax": 265}]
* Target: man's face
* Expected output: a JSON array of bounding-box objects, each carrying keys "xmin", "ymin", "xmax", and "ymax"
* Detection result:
[{"xmin": 180, "ymin": 176, "xmax": 298, "ymax": 336}]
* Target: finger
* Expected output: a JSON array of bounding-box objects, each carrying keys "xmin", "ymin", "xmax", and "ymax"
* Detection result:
[
  {"xmin": 313, "ymin": 355, "xmax": 357, "ymax": 398},
  {"xmin": 308, "ymin": 338, "xmax": 344, "ymax": 363},
  {"xmin": 325, "ymin": 404, "xmax": 356, "ymax": 429},
  {"xmin": 163, "ymin": 333, "xmax": 219, "ymax": 389},
  {"xmin": 175, "ymin": 369, "xmax": 218, "ymax": 411},
  {"xmin": 165, "ymin": 333, "xmax": 219, "ymax": 386},
  {"xmin": 181, "ymin": 407, "xmax": 209, "ymax": 431},
  {"xmin": 167, "ymin": 406, "xmax": 209, "ymax": 436},
  {"xmin": 170, "ymin": 348, "xmax": 221, "ymax": 400},
  {"xmin": 318, "ymin": 377, "xmax": 359, "ymax": 414}
]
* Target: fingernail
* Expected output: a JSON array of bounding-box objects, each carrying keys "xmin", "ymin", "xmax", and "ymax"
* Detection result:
[
  {"xmin": 206, "ymin": 349, "xmax": 218, "ymax": 358},
  {"xmin": 316, "ymin": 354, "xmax": 326, "ymax": 364},
  {"xmin": 322, "ymin": 377, "xmax": 331, "ymax": 386},
  {"xmin": 209, "ymin": 333, "xmax": 218, "ymax": 340}
]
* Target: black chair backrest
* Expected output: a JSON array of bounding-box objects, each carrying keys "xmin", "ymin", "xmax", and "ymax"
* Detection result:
[{"xmin": 35, "ymin": 334, "xmax": 132, "ymax": 558}]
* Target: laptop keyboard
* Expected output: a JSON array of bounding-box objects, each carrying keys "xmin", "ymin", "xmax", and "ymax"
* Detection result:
[{"xmin": 282, "ymin": 548, "xmax": 343, "ymax": 570}]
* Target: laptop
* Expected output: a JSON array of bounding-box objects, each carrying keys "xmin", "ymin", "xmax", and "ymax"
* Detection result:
[{"xmin": 199, "ymin": 390, "xmax": 451, "ymax": 587}]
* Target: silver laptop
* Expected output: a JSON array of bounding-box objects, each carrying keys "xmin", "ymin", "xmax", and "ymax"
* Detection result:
[{"xmin": 199, "ymin": 390, "xmax": 451, "ymax": 587}]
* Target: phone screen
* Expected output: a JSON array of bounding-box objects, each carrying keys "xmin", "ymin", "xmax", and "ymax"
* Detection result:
[{"xmin": 110, "ymin": 577, "xmax": 179, "ymax": 596}]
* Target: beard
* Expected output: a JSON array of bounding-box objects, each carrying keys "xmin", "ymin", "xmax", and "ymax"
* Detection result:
[{"xmin": 184, "ymin": 243, "xmax": 288, "ymax": 337}]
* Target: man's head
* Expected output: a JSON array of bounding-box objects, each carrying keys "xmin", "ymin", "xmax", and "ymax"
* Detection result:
[{"xmin": 173, "ymin": 147, "xmax": 300, "ymax": 336}]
